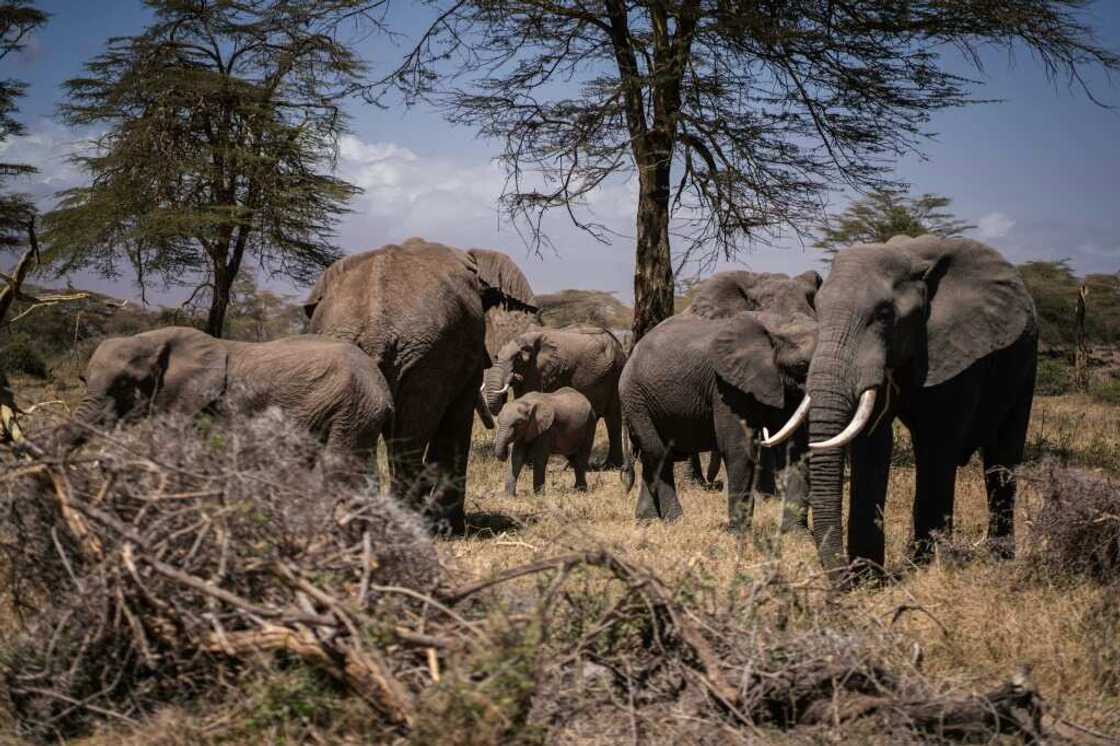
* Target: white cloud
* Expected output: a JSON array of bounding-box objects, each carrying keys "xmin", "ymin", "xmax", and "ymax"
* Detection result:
[{"xmin": 975, "ymin": 211, "xmax": 1015, "ymax": 240}]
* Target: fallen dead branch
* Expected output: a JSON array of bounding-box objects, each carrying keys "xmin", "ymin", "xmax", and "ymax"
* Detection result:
[{"xmin": 0, "ymin": 412, "xmax": 1091, "ymax": 743}]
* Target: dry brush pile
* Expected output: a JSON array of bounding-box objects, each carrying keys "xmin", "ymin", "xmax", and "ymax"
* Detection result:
[{"xmin": 0, "ymin": 411, "xmax": 1113, "ymax": 742}]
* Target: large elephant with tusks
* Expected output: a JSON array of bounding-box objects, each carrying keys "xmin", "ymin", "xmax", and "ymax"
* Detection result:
[
  {"xmin": 304, "ymin": 238, "xmax": 537, "ymax": 532},
  {"xmin": 765, "ymin": 235, "xmax": 1037, "ymax": 583}
]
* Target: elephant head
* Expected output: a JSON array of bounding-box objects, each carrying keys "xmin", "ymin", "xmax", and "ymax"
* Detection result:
[
  {"xmin": 481, "ymin": 330, "xmax": 561, "ymax": 415},
  {"xmin": 62, "ymin": 327, "xmax": 228, "ymax": 448},
  {"xmin": 710, "ymin": 311, "xmax": 818, "ymax": 412},
  {"xmin": 493, "ymin": 396, "xmax": 554, "ymax": 460},
  {"xmin": 686, "ymin": 270, "xmax": 822, "ymax": 319},
  {"xmin": 771, "ymin": 235, "xmax": 1034, "ymax": 576}
]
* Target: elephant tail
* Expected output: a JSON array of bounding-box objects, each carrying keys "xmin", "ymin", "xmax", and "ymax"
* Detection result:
[{"xmin": 620, "ymin": 426, "xmax": 637, "ymax": 492}]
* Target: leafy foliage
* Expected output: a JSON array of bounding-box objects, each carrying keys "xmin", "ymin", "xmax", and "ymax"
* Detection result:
[
  {"xmin": 0, "ymin": 1, "xmax": 47, "ymax": 248},
  {"xmin": 1019, "ymin": 260, "xmax": 1120, "ymax": 349},
  {"xmin": 815, "ymin": 189, "xmax": 975, "ymax": 263},
  {"xmin": 44, "ymin": 0, "xmax": 381, "ymax": 336}
]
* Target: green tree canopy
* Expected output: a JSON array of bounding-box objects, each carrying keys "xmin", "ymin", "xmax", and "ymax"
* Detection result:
[
  {"xmin": 1019, "ymin": 260, "xmax": 1120, "ymax": 349},
  {"xmin": 45, "ymin": 0, "xmax": 382, "ymax": 336},
  {"xmin": 0, "ymin": 0, "xmax": 47, "ymax": 249},
  {"xmin": 814, "ymin": 189, "xmax": 975, "ymax": 263}
]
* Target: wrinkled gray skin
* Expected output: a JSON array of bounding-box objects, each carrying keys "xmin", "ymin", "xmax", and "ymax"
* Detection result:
[
  {"xmin": 620, "ymin": 311, "xmax": 817, "ymax": 530},
  {"xmin": 482, "ymin": 325, "xmax": 626, "ymax": 468},
  {"xmin": 680, "ymin": 269, "xmax": 823, "ymax": 490},
  {"xmin": 305, "ymin": 238, "xmax": 537, "ymax": 533},
  {"xmin": 493, "ymin": 388, "xmax": 597, "ymax": 496},
  {"xmin": 801, "ymin": 236, "xmax": 1037, "ymax": 582},
  {"xmin": 64, "ymin": 327, "xmax": 393, "ymax": 470}
]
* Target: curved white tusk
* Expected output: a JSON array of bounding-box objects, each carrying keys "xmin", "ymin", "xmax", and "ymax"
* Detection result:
[
  {"xmin": 479, "ymin": 381, "xmax": 486, "ymax": 392},
  {"xmin": 761, "ymin": 395, "xmax": 811, "ymax": 447},
  {"xmin": 494, "ymin": 383, "xmax": 510, "ymax": 396},
  {"xmin": 809, "ymin": 388, "xmax": 878, "ymax": 450}
]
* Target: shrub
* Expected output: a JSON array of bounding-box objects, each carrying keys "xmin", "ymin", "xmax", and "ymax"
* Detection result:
[
  {"xmin": 1034, "ymin": 357, "xmax": 1073, "ymax": 396},
  {"xmin": 0, "ymin": 333, "xmax": 49, "ymax": 379},
  {"xmin": 1025, "ymin": 463, "xmax": 1120, "ymax": 584},
  {"xmin": 1090, "ymin": 378, "xmax": 1120, "ymax": 407},
  {"xmin": 0, "ymin": 409, "xmax": 442, "ymax": 740}
]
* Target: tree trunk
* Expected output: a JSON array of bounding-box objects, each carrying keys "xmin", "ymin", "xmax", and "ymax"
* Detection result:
[
  {"xmin": 206, "ymin": 265, "xmax": 233, "ymax": 338},
  {"xmin": 1073, "ymin": 283, "xmax": 1089, "ymax": 391},
  {"xmin": 204, "ymin": 226, "xmax": 250, "ymax": 338},
  {"xmin": 632, "ymin": 162, "xmax": 675, "ymax": 343}
]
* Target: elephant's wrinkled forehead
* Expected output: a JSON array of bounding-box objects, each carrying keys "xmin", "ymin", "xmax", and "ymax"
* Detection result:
[
  {"xmin": 496, "ymin": 400, "xmax": 530, "ymax": 424},
  {"xmin": 820, "ymin": 246, "xmax": 911, "ymax": 307}
]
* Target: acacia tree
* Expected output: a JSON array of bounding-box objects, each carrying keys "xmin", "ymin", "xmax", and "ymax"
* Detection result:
[
  {"xmin": 387, "ymin": 1, "xmax": 1117, "ymax": 341},
  {"xmin": 814, "ymin": 189, "xmax": 975, "ymax": 264},
  {"xmin": 47, "ymin": 0, "xmax": 382, "ymax": 336},
  {"xmin": 0, "ymin": 1, "xmax": 46, "ymax": 249}
]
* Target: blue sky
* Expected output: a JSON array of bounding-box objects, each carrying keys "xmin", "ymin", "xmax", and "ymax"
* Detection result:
[{"xmin": 4, "ymin": 0, "xmax": 1119, "ymax": 305}]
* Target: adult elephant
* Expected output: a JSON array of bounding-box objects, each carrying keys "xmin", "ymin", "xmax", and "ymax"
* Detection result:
[
  {"xmin": 620, "ymin": 311, "xmax": 817, "ymax": 530},
  {"xmin": 681, "ymin": 269, "xmax": 823, "ymax": 488},
  {"xmin": 481, "ymin": 325, "xmax": 627, "ymax": 468},
  {"xmin": 60, "ymin": 327, "xmax": 393, "ymax": 472},
  {"xmin": 304, "ymin": 238, "xmax": 537, "ymax": 532},
  {"xmin": 766, "ymin": 236, "xmax": 1037, "ymax": 581}
]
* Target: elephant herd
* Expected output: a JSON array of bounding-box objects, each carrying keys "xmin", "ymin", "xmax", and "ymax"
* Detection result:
[{"xmin": 62, "ymin": 234, "xmax": 1039, "ymax": 583}]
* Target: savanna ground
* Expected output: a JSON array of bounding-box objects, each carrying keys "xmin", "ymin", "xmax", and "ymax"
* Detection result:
[{"xmin": 1, "ymin": 366, "xmax": 1119, "ymax": 743}]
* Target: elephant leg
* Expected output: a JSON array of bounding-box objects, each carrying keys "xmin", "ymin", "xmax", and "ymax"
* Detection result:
[
  {"xmin": 847, "ymin": 419, "xmax": 894, "ymax": 576},
  {"xmin": 636, "ymin": 450, "xmax": 682, "ymax": 521},
  {"xmin": 723, "ymin": 444, "xmax": 757, "ymax": 533},
  {"xmin": 910, "ymin": 432, "xmax": 958, "ymax": 564},
  {"xmin": 755, "ymin": 446, "xmax": 777, "ymax": 497},
  {"xmin": 982, "ymin": 389, "xmax": 1031, "ymax": 559},
  {"xmin": 705, "ymin": 450, "xmax": 723, "ymax": 486},
  {"xmin": 687, "ymin": 453, "xmax": 706, "ymax": 483},
  {"xmin": 506, "ymin": 443, "xmax": 527, "ymax": 497},
  {"xmin": 423, "ymin": 383, "xmax": 478, "ymax": 534},
  {"xmin": 531, "ymin": 438, "xmax": 550, "ymax": 495},
  {"xmin": 568, "ymin": 454, "xmax": 589, "ymax": 491},
  {"xmin": 603, "ymin": 397, "xmax": 624, "ymax": 469}
]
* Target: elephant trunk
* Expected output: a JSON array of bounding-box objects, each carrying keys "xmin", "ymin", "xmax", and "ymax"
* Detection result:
[
  {"xmin": 58, "ymin": 395, "xmax": 112, "ymax": 450},
  {"xmin": 806, "ymin": 380, "xmax": 852, "ymax": 579},
  {"xmin": 482, "ymin": 362, "xmax": 513, "ymax": 415},
  {"xmin": 493, "ymin": 422, "xmax": 514, "ymax": 461}
]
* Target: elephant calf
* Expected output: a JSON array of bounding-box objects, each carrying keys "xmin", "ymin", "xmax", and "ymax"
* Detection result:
[
  {"xmin": 64, "ymin": 327, "xmax": 393, "ymax": 474},
  {"xmin": 493, "ymin": 388, "xmax": 596, "ymax": 496}
]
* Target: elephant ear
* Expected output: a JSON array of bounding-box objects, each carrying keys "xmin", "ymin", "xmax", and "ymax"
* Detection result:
[
  {"xmin": 793, "ymin": 270, "xmax": 823, "ymax": 311},
  {"xmin": 468, "ymin": 249, "xmax": 537, "ymax": 312},
  {"xmin": 530, "ymin": 399, "xmax": 555, "ymax": 438},
  {"xmin": 532, "ymin": 332, "xmax": 565, "ymax": 384},
  {"xmin": 153, "ymin": 328, "xmax": 229, "ymax": 415},
  {"xmin": 710, "ymin": 314, "xmax": 785, "ymax": 409},
  {"xmin": 902, "ymin": 235, "xmax": 1035, "ymax": 387}
]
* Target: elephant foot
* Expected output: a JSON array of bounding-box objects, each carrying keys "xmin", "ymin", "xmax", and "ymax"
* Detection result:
[
  {"xmin": 702, "ymin": 479, "xmax": 723, "ymax": 492},
  {"xmin": 591, "ymin": 458, "xmax": 624, "ymax": 471}
]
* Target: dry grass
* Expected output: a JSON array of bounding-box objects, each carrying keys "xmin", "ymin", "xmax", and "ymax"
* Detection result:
[
  {"xmin": 451, "ymin": 396, "xmax": 1120, "ymax": 734},
  {"xmin": 0, "ymin": 393, "xmax": 1117, "ymax": 742}
]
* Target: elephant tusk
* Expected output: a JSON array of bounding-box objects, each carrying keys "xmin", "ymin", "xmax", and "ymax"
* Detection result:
[
  {"xmin": 761, "ymin": 395, "xmax": 811, "ymax": 447},
  {"xmin": 809, "ymin": 388, "xmax": 878, "ymax": 450},
  {"xmin": 494, "ymin": 383, "xmax": 510, "ymax": 396}
]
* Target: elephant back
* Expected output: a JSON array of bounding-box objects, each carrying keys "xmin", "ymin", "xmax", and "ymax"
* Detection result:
[{"xmin": 684, "ymin": 270, "xmax": 821, "ymax": 320}]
